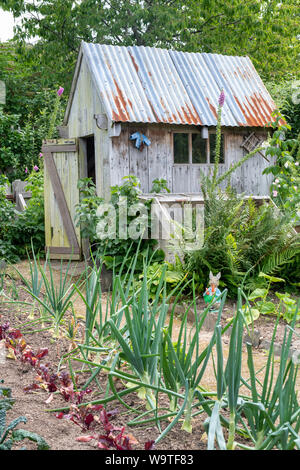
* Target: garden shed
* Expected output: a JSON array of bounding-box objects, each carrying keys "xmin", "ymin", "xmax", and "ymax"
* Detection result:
[{"xmin": 43, "ymin": 41, "xmax": 279, "ymax": 259}]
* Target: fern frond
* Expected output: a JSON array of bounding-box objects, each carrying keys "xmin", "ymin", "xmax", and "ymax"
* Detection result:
[{"xmin": 259, "ymin": 243, "xmax": 300, "ymax": 276}]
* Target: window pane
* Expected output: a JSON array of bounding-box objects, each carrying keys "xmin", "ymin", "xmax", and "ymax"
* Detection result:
[
  {"xmin": 174, "ymin": 133, "xmax": 189, "ymax": 163},
  {"xmin": 209, "ymin": 134, "xmax": 224, "ymax": 164},
  {"xmin": 192, "ymin": 134, "xmax": 207, "ymax": 163}
]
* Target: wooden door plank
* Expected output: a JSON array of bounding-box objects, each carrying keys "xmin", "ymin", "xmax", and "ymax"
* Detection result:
[{"xmin": 43, "ymin": 150, "xmax": 80, "ymax": 251}]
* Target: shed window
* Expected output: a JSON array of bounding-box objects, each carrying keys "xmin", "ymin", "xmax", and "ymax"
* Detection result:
[
  {"xmin": 173, "ymin": 132, "xmax": 225, "ymax": 164},
  {"xmin": 174, "ymin": 133, "xmax": 189, "ymax": 163}
]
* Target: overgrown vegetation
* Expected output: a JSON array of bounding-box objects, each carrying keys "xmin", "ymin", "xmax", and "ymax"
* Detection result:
[
  {"xmin": 75, "ymin": 175, "xmax": 166, "ymax": 273},
  {"xmin": 185, "ymin": 176, "xmax": 300, "ymax": 297}
]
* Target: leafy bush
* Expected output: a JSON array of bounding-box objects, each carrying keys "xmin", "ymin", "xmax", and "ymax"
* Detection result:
[
  {"xmin": 185, "ymin": 175, "xmax": 300, "ymax": 297},
  {"xmin": 262, "ymin": 111, "xmax": 300, "ymax": 220},
  {"xmin": 266, "ymin": 80, "xmax": 300, "ymax": 139},
  {"xmin": 0, "ymin": 110, "xmax": 44, "ymax": 181},
  {"xmin": 75, "ymin": 175, "xmax": 161, "ymax": 271},
  {"xmin": 0, "ymin": 170, "xmax": 45, "ymax": 262}
]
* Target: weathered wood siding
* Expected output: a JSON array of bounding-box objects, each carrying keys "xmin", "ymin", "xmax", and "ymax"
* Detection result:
[
  {"xmin": 110, "ymin": 124, "xmax": 271, "ymax": 196},
  {"xmin": 66, "ymin": 56, "xmax": 111, "ymax": 198}
]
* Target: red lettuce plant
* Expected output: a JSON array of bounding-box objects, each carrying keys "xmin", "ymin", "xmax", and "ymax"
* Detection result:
[{"xmin": 73, "ymin": 406, "xmax": 136, "ymax": 449}]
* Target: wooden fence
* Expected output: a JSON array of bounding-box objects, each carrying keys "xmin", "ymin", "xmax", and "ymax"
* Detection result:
[{"xmin": 5, "ymin": 180, "xmax": 32, "ymax": 211}]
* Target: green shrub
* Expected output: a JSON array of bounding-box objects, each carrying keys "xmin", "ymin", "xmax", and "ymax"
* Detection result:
[
  {"xmin": 262, "ymin": 111, "xmax": 300, "ymax": 220},
  {"xmin": 185, "ymin": 176, "xmax": 300, "ymax": 297},
  {"xmin": 75, "ymin": 175, "xmax": 160, "ymax": 272},
  {"xmin": 0, "ymin": 171, "xmax": 45, "ymax": 262}
]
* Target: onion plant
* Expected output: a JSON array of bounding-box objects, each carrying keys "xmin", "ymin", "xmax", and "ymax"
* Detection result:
[{"xmin": 107, "ymin": 260, "xmax": 169, "ymax": 412}]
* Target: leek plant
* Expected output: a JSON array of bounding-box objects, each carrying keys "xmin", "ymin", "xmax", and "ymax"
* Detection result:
[
  {"xmin": 206, "ymin": 289, "xmax": 300, "ymax": 450},
  {"xmin": 107, "ymin": 260, "xmax": 169, "ymax": 412},
  {"xmin": 239, "ymin": 307, "xmax": 300, "ymax": 450},
  {"xmin": 24, "ymin": 255, "xmax": 80, "ymax": 337},
  {"xmin": 160, "ymin": 281, "xmax": 230, "ymax": 434}
]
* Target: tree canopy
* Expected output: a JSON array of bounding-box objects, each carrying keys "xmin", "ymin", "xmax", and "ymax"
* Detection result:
[{"xmin": 0, "ymin": 0, "xmax": 299, "ymax": 93}]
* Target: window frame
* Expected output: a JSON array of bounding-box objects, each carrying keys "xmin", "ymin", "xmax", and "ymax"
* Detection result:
[{"xmin": 173, "ymin": 130, "xmax": 226, "ymax": 166}]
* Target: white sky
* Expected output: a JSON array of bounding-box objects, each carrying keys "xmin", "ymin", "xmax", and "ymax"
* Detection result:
[{"xmin": 0, "ymin": 9, "xmax": 15, "ymax": 42}]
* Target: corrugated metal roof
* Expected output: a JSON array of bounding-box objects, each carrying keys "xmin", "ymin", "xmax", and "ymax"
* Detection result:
[{"xmin": 80, "ymin": 42, "xmax": 278, "ymax": 127}]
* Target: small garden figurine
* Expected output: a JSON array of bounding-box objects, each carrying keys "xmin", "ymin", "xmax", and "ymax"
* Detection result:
[{"xmin": 203, "ymin": 271, "xmax": 222, "ymax": 311}]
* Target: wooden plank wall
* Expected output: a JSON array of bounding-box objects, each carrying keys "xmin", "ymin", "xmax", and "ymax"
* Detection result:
[
  {"xmin": 110, "ymin": 124, "xmax": 271, "ymax": 196},
  {"xmin": 67, "ymin": 56, "xmax": 110, "ymax": 199}
]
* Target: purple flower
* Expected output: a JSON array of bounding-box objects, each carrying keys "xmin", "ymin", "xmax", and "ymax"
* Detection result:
[
  {"xmin": 25, "ymin": 167, "xmax": 28, "ymax": 174},
  {"xmin": 33, "ymin": 165, "xmax": 39, "ymax": 172},
  {"xmin": 57, "ymin": 87, "xmax": 64, "ymax": 96},
  {"xmin": 218, "ymin": 89, "xmax": 225, "ymax": 107},
  {"xmin": 39, "ymin": 152, "xmax": 43, "ymax": 158},
  {"xmin": 272, "ymin": 190, "xmax": 278, "ymax": 197}
]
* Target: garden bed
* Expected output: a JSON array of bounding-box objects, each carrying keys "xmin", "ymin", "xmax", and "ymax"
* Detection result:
[
  {"xmin": 0, "ymin": 281, "xmax": 208, "ymax": 450},
  {"xmin": 0, "ymin": 263, "xmax": 299, "ymax": 451}
]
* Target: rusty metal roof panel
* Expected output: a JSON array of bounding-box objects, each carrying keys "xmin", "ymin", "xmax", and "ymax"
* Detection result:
[
  {"xmin": 83, "ymin": 43, "xmax": 154, "ymax": 123},
  {"xmin": 169, "ymin": 50, "xmax": 239, "ymax": 126},
  {"xmin": 127, "ymin": 46, "xmax": 202, "ymax": 125},
  {"xmin": 83, "ymin": 42, "xmax": 202, "ymax": 125},
  {"xmin": 202, "ymin": 53, "xmax": 277, "ymax": 127},
  {"xmin": 82, "ymin": 42, "xmax": 277, "ymax": 127}
]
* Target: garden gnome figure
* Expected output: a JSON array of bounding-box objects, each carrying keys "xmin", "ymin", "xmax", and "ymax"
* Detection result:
[{"xmin": 203, "ymin": 271, "xmax": 222, "ymax": 312}]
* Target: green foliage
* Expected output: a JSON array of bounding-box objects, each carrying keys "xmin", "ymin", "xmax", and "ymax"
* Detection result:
[
  {"xmin": 75, "ymin": 175, "xmax": 158, "ymax": 271},
  {"xmin": 266, "ymin": 80, "xmax": 300, "ymax": 139},
  {"xmin": 0, "ymin": 380, "xmax": 50, "ymax": 450},
  {"xmin": 246, "ymin": 273, "xmax": 300, "ymax": 325},
  {"xmin": 75, "ymin": 177, "xmax": 104, "ymax": 242},
  {"xmin": 9, "ymin": 244, "xmax": 300, "ymax": 450},
  {"xmin": 150, "ymin": 178, "xmax": 170, "ymax": 194},
  {"xmin": 185, "ymin": 176, "xmax": 300, "ymax": 297},
  {"xmin": 262, "ymin": 112, "xmax": 300, "ymax": 220},
  {"xmin": 205, "ymin": 289, "xmax": 300, "ymax": 450},
  {"xmin": 0, "ymin": 42, "xmax": 67, "ymax": 125},
  {"xmin": 1, "ymin": 0, "xmax": 298, "ymax": 93},
  {"xmin": 0, "ymin": 170, "xmax": 45, "ymax": 262},
  {"xmin": 133, "ymin": 255, "xmax": 186, "ymax": 300},
  {"xmin": 24, "ymin": 255, "xmax": 79, "ymax": 337},
  {"xmin": 0, "ymin": 43, "xmax": 66, "ymax": 178},
  {"xmin": 0, "ymin": 110, "xmax": 43, "ymax": 180}
]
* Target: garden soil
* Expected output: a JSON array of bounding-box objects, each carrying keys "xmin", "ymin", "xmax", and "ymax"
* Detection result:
[{"xmin": 1, "ymin": 260, "xmax": 299, "ymax": 451}]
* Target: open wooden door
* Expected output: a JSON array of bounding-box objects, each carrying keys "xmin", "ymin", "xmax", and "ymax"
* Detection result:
[{"xmin": 42, "ymin": 139, "xmax": 81, "ymax": 260}]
